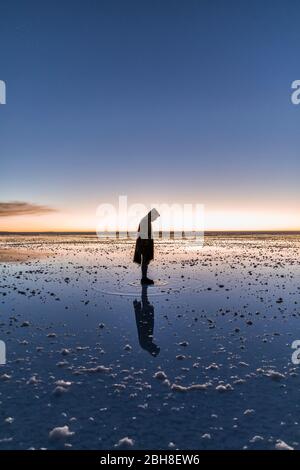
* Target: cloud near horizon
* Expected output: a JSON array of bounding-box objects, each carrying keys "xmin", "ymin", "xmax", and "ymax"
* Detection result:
[{"xmin": 0, "ymin": 202, "xmax": 56, "ymax": 217}]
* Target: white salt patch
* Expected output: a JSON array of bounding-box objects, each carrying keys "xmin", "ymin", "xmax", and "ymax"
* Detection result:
[
  {"xmin": 153, "ymin": 371, "xmax": 167, "ymax": 380},
  {"xmin": 74, "ymin": 365, "xmax": 111, "ymax": 374},
  {"xmin": 265, "ymin": 370, "xmax": 285, "ymax": 381},
  {"xmin": 49, "ymin": 426, "xmax": 74, "ymax": 442},
  {"xmin": 275, "ymin": 440, "xmax": 294, "ymax": 450},
  {"xmin": 171, "ymin": 382, "xmax": 210, "ymax": 392},
  {"xmin": 5, "ymin": 417, "xmax": 14, "ymax": 424},
  {"xmin": 216, "ymin": 384, "xmax": 234, "ymax": 392},
  {"xmin": 0, "ymin": 374, "xmax": 11, "ymax": 381},
  {"xmin": 52, "ymin": 386, "xmax": 68, "ymax": 396},
  {"xmin": 188, "ymin": 383, "xmax": 211, "ymax": 391},
  {"xmin": 170, "ymin": 384, "xmax": 188, "ymax": 393},
  {"xmin": 250, "ymin": 435, "xmax": 264, "ymax": 443},
  {"xmin": 55, "ymin": 380, "xmax": 72, "ymax": 387},
  {"xmin": 206, "ymin": 363, "xmax": 219, "ymax": 370},
  {"xmin": 0, "ymin": 437, "xmax": 13, "ymax": 443},
  {"xmin": 113, "ymin": 383, "xmax": 126, "ymax": 390},
  {"xmin": 61, "ymin": 349, "xmax": 71, "ymax": 356},
  {"xmin": 176, "ymin": 355, "xmax": 186, "ymax": 360},
  {"xmin": 115, "ymin": 437, "xmax": 134, "ymax": 448},
  {"xmin": 27, "ymin": 375, "xmax": 40, "ymax": 385}
]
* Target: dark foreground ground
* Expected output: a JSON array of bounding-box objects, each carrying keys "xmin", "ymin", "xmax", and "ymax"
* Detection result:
[{"xmin": 0, "ymin": 234, "xmax": 299, "ymax": 450}]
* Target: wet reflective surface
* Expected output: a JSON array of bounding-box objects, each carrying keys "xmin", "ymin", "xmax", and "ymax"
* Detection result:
[{"xmin": 0, "ymin": 234, "xmax": 300, "ymax": 449}]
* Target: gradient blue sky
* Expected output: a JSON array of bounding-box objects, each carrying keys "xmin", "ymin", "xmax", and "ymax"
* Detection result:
[{"xmin": 0, "ymin": 0, "xmax": 300, "ymax": 230}]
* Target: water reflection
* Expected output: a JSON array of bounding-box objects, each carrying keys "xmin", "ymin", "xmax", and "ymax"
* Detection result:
[{"xmin": 133, "ymin": 285, "xmax": 160, "ymax": 356}]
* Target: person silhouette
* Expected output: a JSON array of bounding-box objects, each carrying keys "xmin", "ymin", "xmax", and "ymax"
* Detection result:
[
  {"xmin": 133, "ymin": 285, "xmax": 160, "ymax": 357},
  {"xmin": 133, "ymin": 208, "xmax": 160, "ymax": 285}
]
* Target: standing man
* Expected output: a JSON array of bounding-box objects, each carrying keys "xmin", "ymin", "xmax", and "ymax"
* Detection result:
[{"xmin": 134, "ymin": 208, "xmax": 160, "ymax": 285}]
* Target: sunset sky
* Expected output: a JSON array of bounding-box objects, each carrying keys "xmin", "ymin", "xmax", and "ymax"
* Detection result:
[{"xmin": 0, "ymin": 0, "xmax": 300, "ymax": 231}]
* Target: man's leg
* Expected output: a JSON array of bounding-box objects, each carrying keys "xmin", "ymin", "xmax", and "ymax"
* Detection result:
[{"xmin": 141, "ymin": 258, "xmax": 154, "ymax": 284}]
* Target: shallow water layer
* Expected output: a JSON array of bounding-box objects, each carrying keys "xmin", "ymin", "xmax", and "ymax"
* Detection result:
[{"xmin": 0, "ymin": 234, "xmax": 300, "ymax": 450}]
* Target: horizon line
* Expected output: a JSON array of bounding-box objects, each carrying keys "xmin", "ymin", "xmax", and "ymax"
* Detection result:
[{"xmin": 1, "ymin": 230, "xmax": 300, "ymax": 235}]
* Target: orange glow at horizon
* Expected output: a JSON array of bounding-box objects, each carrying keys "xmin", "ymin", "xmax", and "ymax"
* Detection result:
[{"xmin": 0, "ymin": 207, "xmax": 300, "ymax": 232}]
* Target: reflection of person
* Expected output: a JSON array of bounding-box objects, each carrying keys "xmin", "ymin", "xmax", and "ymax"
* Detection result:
[
  {"xmin": 0, "ymin": 340, "xmax": 6, "ymax": 365},
  {"xmin": 133, "ymin": 285, "xmax": 160, "ymax": 356},
  {"xmin": 133, "ymin": 208, "xmax": 160, "ymax": 285}
]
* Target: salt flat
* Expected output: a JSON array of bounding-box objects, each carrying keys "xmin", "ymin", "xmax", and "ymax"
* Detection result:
[{"xmin": 0, "ymin": 234, "xmax": 299, "ymax": 450}]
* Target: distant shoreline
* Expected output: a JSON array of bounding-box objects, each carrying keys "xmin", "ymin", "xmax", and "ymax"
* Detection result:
[{"xmin": 1, "ymin": 231, "xmax": 300, "ymax": 236}]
